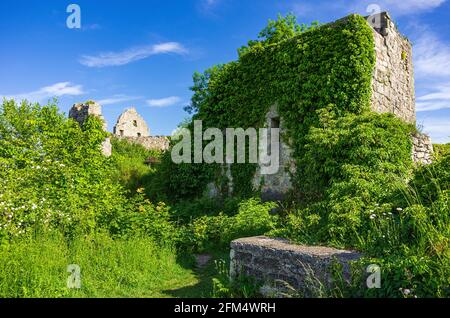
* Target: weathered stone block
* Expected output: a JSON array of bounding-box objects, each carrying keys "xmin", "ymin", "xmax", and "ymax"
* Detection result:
[{"xmin": 230, "ymin": 236, "xmax": 362, "ymax": 297}]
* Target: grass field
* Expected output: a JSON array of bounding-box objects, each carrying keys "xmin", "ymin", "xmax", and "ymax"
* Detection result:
[{"xmin": 0, "ymin": 232, "xmax": 224, "ymax": 298}]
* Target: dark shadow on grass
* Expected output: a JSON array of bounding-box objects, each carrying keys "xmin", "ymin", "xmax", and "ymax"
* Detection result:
[{"xmin": 162, "ymin": 250, "xmax": 230, "ymax": 298}]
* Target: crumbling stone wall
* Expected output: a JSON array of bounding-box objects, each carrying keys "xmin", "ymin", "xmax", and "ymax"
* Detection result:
[
  {"xmin": 230, "ymin": 236, "xmax": 362, "ymax": 297},
  {"xmin": 252, "ymin": 105, "xmax": 295, "ymax": 200},
  {"xmin": 370, "ymin": 12, "xmax": 416, "ymax": 124},
  {"xmin": 245, "ymin": 12, "xmax": 431, "ymax": 200},
  {"xmin": 113, "ymin": 107, "xmax": 150, "ymax": 138},
  {"xmin": 116, "ymin": 135, "xmax": 170, "ymax": 151},
  {"xmin": 412, "ymin": 132, "xmax": 434, "ymax": 165},
  {"xmin": 69, "ymin": 101, "xmax": 112, "ymax": 156},
  {"xmin": 69, "ymin": 101, "xmax": 107, "ymax": 130}
]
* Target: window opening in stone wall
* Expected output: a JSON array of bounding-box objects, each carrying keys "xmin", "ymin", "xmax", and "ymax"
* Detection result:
[{"xmin": 270, "ymin": 117, "xmax": 280, "ymax": 129}]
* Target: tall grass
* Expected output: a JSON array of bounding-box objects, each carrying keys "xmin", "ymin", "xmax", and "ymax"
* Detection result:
[{"xmin": 0, "ymin": 232, "xmax": 197, "ymax": 298}]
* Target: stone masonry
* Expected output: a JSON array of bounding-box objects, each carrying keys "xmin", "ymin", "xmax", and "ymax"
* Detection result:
[
  {"xmin": 370, "ymin": 12, "xmax": 416, "ymax": 124},
  {"xmin": 69, "ymin": 101, "xmax": 112, "ymax": 157},
  {"xmin": 69, "ymin": 101, "xmax": 107, "ymax": 131},
  {"xmin": 412, "ymin": 132, "xmax": 434, "ymax": 165},
  {"xmin": 246, "ymin": 12, "xmax": 434, "ymax": 200},
  {"xmin": 230, "ymin": 236, "xmax": 362, "ymax": 297},
  {"xmin": 113, "ymin": 107, "xmax": 150, "ymax": 138},
  {"xmin": 69, "ymin": 102, "xmax": 170, "ymax": 154},
  {"xmin": 252, "ymin": 105, "xmax": 295, "ymax": 201},
  {"xmin": 118, "ymin": 135, "xmax": 170, "ymax": 151}
]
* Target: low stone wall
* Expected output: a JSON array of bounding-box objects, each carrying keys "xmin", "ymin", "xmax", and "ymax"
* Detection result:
[
  {"xmin": 412, "ymin": 133, "xmax": 433, "ymax": 165},
  {"xmin": 230, "ymin": 236, "xmax": 362, "ymax": 297},
  {"xmin": 117, "ymin": 136, "xmax": 170, "ymax": 151}
]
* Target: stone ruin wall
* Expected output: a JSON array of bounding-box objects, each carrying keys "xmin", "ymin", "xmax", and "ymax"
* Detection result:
[
  {"xmin": 116, "ymin": 135, "xmax": 170, "ymax": 152},
  {"xmin": 69, "ymin": 101, "xmax": 107, "ymax": 131},
  {"xmin": 251, "ymin": 106, "xmax": 295, "ymax": 201},
  {"xmin": 112, "ymin": 108, "xmax": 170, "ymax": 152},
  {"xmin": 230, "ymin": 236, "xmax": 362, "ymax": 297},
  {"xmin": 412, "ymin": 133, "xmax": 433, "ymax": 165},
  {"xmin": 250, "ymin": 13, "xmax": 434, "ymax": 200},
  {"xmin": 113, "ymin": 107, "xmax": 150, "ymax": 138},
  {"xmin": 69, "ymin": 101, "xmax": 112, "ymax": 156},
  {"xmin": 69, "ymin": 102, "xmax": 170, "ymax": 155},
  {"xmin": 370, "ymin": 12, "xmax": 416, "ymax": 124}
]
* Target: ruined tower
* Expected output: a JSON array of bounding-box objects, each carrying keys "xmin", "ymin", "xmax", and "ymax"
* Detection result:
[
  {"xmin": 113, "ymin": 107, "xmax": 150, "ymax": 138},
  {"xmin": 68, "ymin": 101, "xmax": 112, "ymax": 157}
]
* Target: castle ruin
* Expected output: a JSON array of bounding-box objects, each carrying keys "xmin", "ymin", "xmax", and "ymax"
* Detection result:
[
  {"xmin": 244, "ymin": 12, "xmax": 433, "ymax": 200},
  {"xmin": 68, "ymin": 103, "xmax": 170, "ymax": 155},
  {"xmin": 113, "ymin": 107, "xmax": 150, "ymax": 138}
]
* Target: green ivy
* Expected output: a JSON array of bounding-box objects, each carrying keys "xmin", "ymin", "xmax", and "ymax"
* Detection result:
[{"xmin": 166, "ymin": 14, "xmax": 385, "ymax": 198}]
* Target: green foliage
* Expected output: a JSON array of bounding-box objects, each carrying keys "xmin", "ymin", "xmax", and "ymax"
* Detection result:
[
  {"xmin": 294, "ymin": 109, "xmax": 414, "ymax": 202},
  {"xmin": 0, "ymin": 99, "xmax": 178, "ymax": 245},
  {"xmin": 180, "ymin": 198, "xmax": 278, "ymax": 252},
  {"xmin": 162, "ymin": 14, "xmax": 377, "ymax": 199},
  {"xmin": 184, "ymin": 65, "xmax": 225, "ymax": 115},
  {"xmin": 433, "ymin": 143, "xmax": 450, "ymax": 161},
  {"xmin": 212, "ymin": 259, "xmax": 261, "ymax": 298},
  {"xmin": 410, "ymin": 153, "xmax": 450, "ymax": 205},
  {"xmin": 110, "ymin": 137, "xmax": 161, "ymax": 193},
  {"xmin": 238, "ymin": 13, "xmax": 319, "ymax": 57},
  {"xmin": 107, "ymin": 192, "xmax": 177, "ymax": 245},
  {"xmin": 272, "ymin": 153, "xmax": 450, "ymax": 297},
  {"xmin": 0, "ymin": 99, "xmax": 126, "ymax": 239}
]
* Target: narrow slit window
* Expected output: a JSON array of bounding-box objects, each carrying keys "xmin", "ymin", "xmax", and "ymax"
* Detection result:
[{"xmin": 271, "ymin": 117, "xmax": 280, "ymax": 129}]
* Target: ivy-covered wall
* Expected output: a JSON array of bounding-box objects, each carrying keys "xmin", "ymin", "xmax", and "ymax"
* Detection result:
[{"xmin": 166, "ymin": 13, "xmax": 420, "ymax": 202}]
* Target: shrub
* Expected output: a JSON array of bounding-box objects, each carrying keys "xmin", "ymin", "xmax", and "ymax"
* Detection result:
[
  {"xmin": 0, "ymin": 99, "xmax": 127, "ymax": 240},
  {"xmin": 109, "ymin": 137, "xmax": 161, "ymax": 194},
  {"xmin": 180, "ymin": 198, "xmax": 278, "ymax": 252}
]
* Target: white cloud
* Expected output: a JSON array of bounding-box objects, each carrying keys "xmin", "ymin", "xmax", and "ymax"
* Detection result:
[
  {"xmin": 383, "ymin": 0, "xmax": 446, "ymax": 13},
  {"xmin": 412, "ymin": 27, "xmax": 450, "ymax": 112},
  {"xmin": 2, "ymin": 82, "xmax": 84, "ymax": 103},
  {"xmin": 414, "ymin": 31, "xmax": 450, "ymax": 78},
  {"xmin": 417, "ymin": 117, "xmax": 450, "ymax": 144},
  {"xmin": 418, "ymin": 86, "xmax": 450, "ymax": 102},
  {"xmin": 79, "ymin": 42, "xmax": 188, "ymax": 67},
  {"xmin": 417, "ymin": 85, "xmax": 450, "ymax": 112},
  {"xmin": 97, "ymin": 95, "xmax": 142, "ymax": 106},
  {"xmin": 349, "ymin": 0, "xmax": 446, "ymax": 16},
  {"xmin": 146, "ymin": 96, "xmax": 181, "ymax": 107},
  {"xmin": 287, "ymin": 0, "xmax": 446, "ymax": 19}
]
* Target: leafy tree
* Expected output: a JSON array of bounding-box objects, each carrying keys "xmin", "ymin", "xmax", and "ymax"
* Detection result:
[
  {"xmin": 184, "ymin": 65, "xmax": 224, "ymax": 115},
  {"xmin": 238, "ymin": 13, "xmax": 319, "ymax": 56}
]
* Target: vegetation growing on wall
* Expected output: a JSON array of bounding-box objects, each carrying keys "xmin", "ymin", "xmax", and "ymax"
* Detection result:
[
  {"xmin": 155, "ymin": 13, "xmax": 449, "ymax": 297},
  {"xmin": 1, "ymin": 12, "xmax": 448, "ymax": 298},
  {"xmin": 161, "ymin": 14, "xmax": 387, "ymax": 200}
]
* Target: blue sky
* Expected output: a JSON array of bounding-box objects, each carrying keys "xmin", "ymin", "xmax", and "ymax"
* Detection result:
[{"xmin": 1, "ymin": 0, "xmax": 449, "ymax": 143}]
